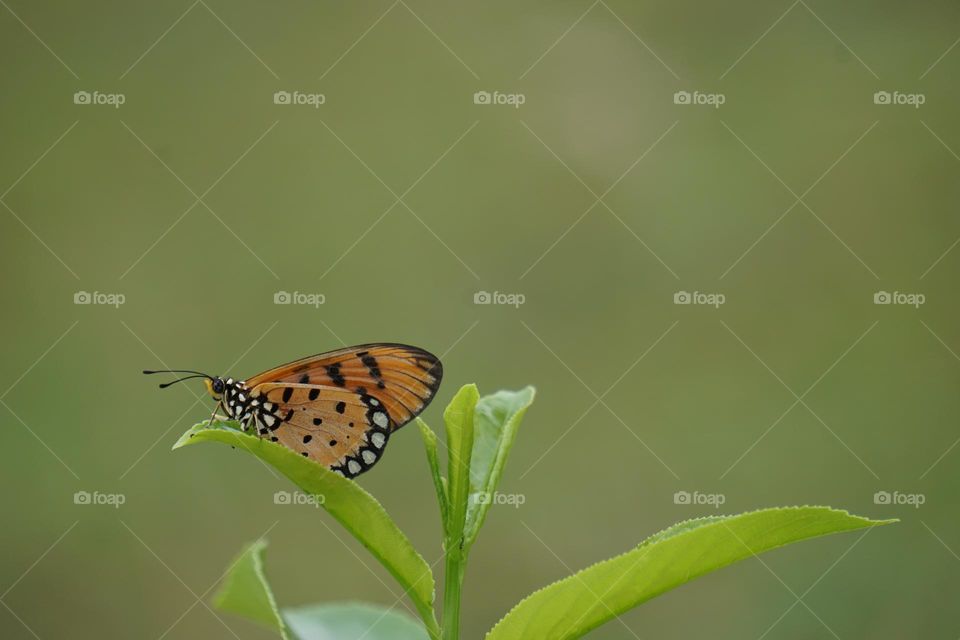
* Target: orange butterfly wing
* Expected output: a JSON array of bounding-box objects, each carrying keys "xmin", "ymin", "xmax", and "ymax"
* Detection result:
[
  {"xmin": 252, "ymin": 383, "xmax": 390, "ymax": 476},
  {"xmin": 244, "ymin": 344, "xmax": 442, "ymax": 477},
  {"xmin": 246, "ymin": 343, "xmax": 442, "ymax": 428}
]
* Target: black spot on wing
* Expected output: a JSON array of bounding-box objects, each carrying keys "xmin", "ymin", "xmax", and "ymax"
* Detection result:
[{"xmin": 326, "ymin": 363, "xmax": 346, "ymax": 387}]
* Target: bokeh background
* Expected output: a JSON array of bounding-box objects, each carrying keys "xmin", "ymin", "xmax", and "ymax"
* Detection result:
[{"xmin": 2, "ymin": 1, "xmax": 959, "ymax": 638}]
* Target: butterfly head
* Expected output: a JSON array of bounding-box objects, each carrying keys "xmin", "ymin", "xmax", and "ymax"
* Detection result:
[{"xmin": 204, "ymin": 376, "xmax": 227, "ymax": 399}]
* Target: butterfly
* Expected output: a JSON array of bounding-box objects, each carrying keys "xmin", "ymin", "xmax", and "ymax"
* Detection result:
[{"xmin": 145, "ymin": 343, "xmax": 442, "ymax": 478}]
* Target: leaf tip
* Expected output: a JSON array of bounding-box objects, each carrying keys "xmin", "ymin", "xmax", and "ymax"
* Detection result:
[
  {"xmin": 171, "ymin": 426, "xmax": 200, "ymax": 450},
  {"xmin": 455, "ymin": 383, "xmax": 481, "ymax": 402},
  {"xmin": 416, "ymin": 417, "xmax": 435, "ymax": 437},
  {"xmin": 173, "ymin": 420, "xmax": 243, "ymax": 450}
]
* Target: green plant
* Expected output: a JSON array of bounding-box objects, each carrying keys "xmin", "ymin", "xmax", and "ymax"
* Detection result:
[{"xmin": 174, "ymin": 384, "xmax": 893, "ymax": 639}]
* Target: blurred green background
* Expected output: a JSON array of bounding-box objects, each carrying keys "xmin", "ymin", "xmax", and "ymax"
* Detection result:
[{"xmin": 2, "ymin": 1, "xmax": 959, "ymax": 638}]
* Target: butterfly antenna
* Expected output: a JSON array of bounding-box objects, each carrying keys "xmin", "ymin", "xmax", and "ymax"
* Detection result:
[
  {"xmin": 143, "ymin": 369, "xmax": 209, "ymax": 376},
  {"xmin": 143, "ymin": 369, "xmax": 213, "ymax": 389}
]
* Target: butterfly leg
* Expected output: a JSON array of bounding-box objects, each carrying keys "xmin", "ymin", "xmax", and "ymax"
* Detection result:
[
  {"xmin": 252, "ymin": 415, "xmax": 266, "ymax": 440},
  {"xmin": 208, "ymin": 400, "xmax": 223, "ymax": 426}
]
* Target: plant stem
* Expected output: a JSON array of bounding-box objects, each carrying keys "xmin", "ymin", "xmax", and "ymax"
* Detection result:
[{"xmin": 441, "ymin": 540, "xmax": 465, "ymax": 640}]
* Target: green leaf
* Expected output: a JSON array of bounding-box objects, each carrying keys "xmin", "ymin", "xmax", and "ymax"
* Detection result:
[
  {"xmin": 438, "ymin": 385, "xmax": 480, "ymax": 638},
  {"xmin": 443, "ymin": 384, "xmax": 479, "ymax": 543},
  {"xmin": 464, "ymin": 387, "xmax": 535, "ymax": 549},
  {"xmin": 485, "ymin": 507, "xmax": 895, "ymax": 640},
  {"xmin": 214, "ymin": 539, "xmax": 291, "ymax": 640},
  {"xmin": 175, "ymin": 421, "xmax": 439, "ymax": 639},
  {"xmin": 417, "ymin": 418, "xmax": 449, "ymax": 535},
  {"xmin": 284, "ymin": 602, "xmax": 429, "ymax": 640}
]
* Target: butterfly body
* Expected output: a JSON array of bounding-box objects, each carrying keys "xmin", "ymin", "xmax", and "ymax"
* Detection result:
[
  {"xmin": 148, "ymin": 344, "xmax": 442, "ymax": 478},
  {"xmin": 215, "ymin": 377, "xmax": 275, "ymax": 429}
]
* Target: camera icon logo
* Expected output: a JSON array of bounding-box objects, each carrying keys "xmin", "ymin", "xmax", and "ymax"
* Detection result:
[
  {"xmin": 273, "ymin": 90, "xmax": 291, "ymax": 105},
  {"xmin": 274, "ymin": 291, "xmax": 291, "ymax": 304},
  {"xmin": 274, "ymin": 491, "xmax": 291, "ymax": 504},
  {"xmin": 673, "ymin": 91, "xmax": 691, "ymax": 105},
  {"xmin": 873, "ymin": 291, "xmax": 891, "ymax": 305},
  {"xmin": 873, "ymin": 91, "xmax": 891, "ymax": 105},
  {"xmin": 873, "ymin": 491, "xmax": 891, "ymax": 505},
  {"xmin": 73, "ymin": 91, "xmax": 91, "ymax": 105},
  {"xmin": 74, "ymin": 491, "xmax": 91, "ymax": 504},
  {"xmin": 673, "ymin": 291, "xmax": 691, "ymax": 305},
  {"xmin": 474, "ymin": 291, "xmax": 492, "ymax": 304},
  {"xmin": 74, "ymin": 291, "xmax": 91, "ymax": 304},
  {"xmin": 673, "ymin": 490, "xmax": 691, "ymax": 505},
  {"xmin": 473, "ymin": 91, "xmax": 491, "ymax": 105}
]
